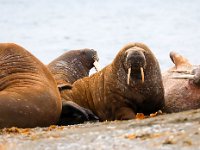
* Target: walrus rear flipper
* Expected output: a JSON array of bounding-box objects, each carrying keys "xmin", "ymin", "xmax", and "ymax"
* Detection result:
[
  {"xmin": 170, "ymin": 51, "xmax": 191, "ymax": 69},
  {"xmin": 58, "ymin": 100, "xmax": 99, "ymax": 125}
]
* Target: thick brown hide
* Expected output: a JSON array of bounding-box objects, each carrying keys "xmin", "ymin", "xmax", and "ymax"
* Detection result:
[
  {"xmin": 61, "ymin": 43, "xmax": 165, "ymax": 121},
  {"xmin": 163, "ymin": 52, "xmax": 200, "ymax": 113},
  {"xmin": 48, "ymin": 48, "xmax": 100, "ymax": 125},
  {"xmin": 48, "ymin": 49, "xmax": 99, "ymax": 85},
  {"xmin": 0, "ymin": 43, "xmax": 61, "ymax": 128}
]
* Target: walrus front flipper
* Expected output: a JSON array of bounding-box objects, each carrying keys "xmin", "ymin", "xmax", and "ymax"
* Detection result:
[{"xmin": 58, "ymin": 100, "xmax": 99, "ymax": 125}]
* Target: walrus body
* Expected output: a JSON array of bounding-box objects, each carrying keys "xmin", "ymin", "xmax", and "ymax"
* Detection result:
[
  {"xmin": 48, "ymin": 49, "xmax": 100, "ymax": 125},
  {"xmin": 48, "ymin": 49, "xmax": 100, "ymax": 85},
  {"xmin": 61, "ymin": 43, "xmax": 165, "ymax": 121},
  {"xmin": 163, "ymin": 52, "xmax": 200, "ymax": 113},
  {"xmin": 0, "ymin": 43, "xmax": 61, "ymax": 128}
]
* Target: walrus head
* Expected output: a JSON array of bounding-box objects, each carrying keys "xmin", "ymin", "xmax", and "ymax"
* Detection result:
[
  {"xmin": 124, "ymin": 46, "xmax": 147, "ymax": 85},
  {"xmin": 81, "ymin": 49, "xmax": 101, "ymax": 72}
]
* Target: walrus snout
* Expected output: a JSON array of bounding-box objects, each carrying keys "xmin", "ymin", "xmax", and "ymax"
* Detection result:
[
  {"xmin": 92, "ymin": 50, "xmax": 101, "ymax": 72},
  {"xmin": 82, "ymin": 49, "xmax": 101, "ymax": 72},
  {"xmin": 125, "ymin": 47, "xmax": 146, "ymax": 85}
]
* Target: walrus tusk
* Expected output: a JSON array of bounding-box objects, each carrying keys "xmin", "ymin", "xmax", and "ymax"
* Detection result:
[
  {"xmin": 170, "ymin": 70, "xmax": 192, "ymax": 74},
  {"xmin": 140, "ymin": 67, "xmax": 145, "ymax": 83},
  {"xmin": 93, "ymin": 61, "xmax": 101, "ymax": 72},
  {"xmin": 127, "ymin": 67, "xmax": 131, "ymax": 85},
  {"xmin": 172, "ymin": 74, "xmax": 195, "ymax": 79}
]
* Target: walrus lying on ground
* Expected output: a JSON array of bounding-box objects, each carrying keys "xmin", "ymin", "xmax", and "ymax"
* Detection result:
[
  {"xmin": 163, "ymin": 52, "xmax": 200, "ymax": 113},
  {"xmin": 48, "ymin": 49, "xmax": 100, "ymax": 125},
  {"xmin": 60, "ymin": 43, "xmax": 165, "ymax": 121},
  {"xmin": 0, "ymin": 43, "xmax": 61, "ymax": 128}
]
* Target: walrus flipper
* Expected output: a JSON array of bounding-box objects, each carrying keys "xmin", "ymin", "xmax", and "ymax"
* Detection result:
[
  {"xmin": 169, "ymin": 51, "xmax": 191, "ymax": 68},
  {"xmin": 58, "ymin": 100, "xmax": 99, "ymax": 125}
]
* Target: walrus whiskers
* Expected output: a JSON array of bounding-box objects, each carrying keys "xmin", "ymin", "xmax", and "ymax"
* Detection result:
[
  {"xmin": 140, "ymin": 67, "xmax": 145, "ymax": 83},
  {"xmin": 93, "ymin": 61, "xmax": 101, "ymax": 72},
  {"xmin": 127, "ymin": 67, "xmax": 131, "ymax": 85}
]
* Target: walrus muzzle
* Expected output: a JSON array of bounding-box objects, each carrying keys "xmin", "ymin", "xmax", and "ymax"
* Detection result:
[
  {"xmin": 127, "ymin": 67, "xmax": 144, "ymax": 85},
  {"xmin": 126, "ymin": 47, "xmax": 146, "ymax": 85}
]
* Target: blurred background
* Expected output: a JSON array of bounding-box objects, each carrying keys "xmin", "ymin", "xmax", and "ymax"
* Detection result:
[{"xmin": 0, "ymin": 0, "xmax": 200, "ymax": 72}]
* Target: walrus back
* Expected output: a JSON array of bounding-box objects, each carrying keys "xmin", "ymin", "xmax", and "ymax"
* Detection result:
[{"xmin": 0, "ymin": 43, "xmax": 61, "ymax": 128}]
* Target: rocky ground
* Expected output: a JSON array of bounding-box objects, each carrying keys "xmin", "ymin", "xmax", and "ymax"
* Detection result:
[{"xmin": 0, "ymin": 109, "xmax": 200, "ymax": 150}]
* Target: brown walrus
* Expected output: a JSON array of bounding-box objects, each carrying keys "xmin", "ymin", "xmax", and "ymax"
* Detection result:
[
  {"xmin": 48, "ymin": 48, "xmax": 100, "ymax": 86},
  {"xmin": 163, "ymin": 52, "xmax": 200, "ymax": 113},
  {"xmin": 60, "ymin": 43, "xmax": 165, "ymax": 121},
  {"xmin": 48, "ymin": 49, "xmax": 100, "ymax": 125},
  {"xmin": 0, "ymin": 43, "xmax": 61, "ymax": 128}
]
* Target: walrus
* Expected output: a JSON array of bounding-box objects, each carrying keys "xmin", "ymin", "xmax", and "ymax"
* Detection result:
[
  {"xmin": 163, "ymin": 51, "xmax": 200, "ymax": 113},
  {"xmin": 48, "ymin": 48, "xmax": 100, "ymax": 85},
  {"xmin": 48, "ymin": 49, "xmax": 100, "ymax": 125},
  {"xmin": 0, "ymin": 43, "xmax": 61, "ymax": 128},
  {"xmin": 60, "ymin": 43, "xmax": 165, "ymax": 121}
]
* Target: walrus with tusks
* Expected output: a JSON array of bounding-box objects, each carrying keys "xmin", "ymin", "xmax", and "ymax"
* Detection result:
[
  {"xmin": 0, "ymin": 43, "xmax": 61, "ymax": 128},
  {"xmin": 48, "ymin": 49, "xmax": 100, "ymax": 125},
  {"xmin": 48, "ymin": 48, "xmax": 100, "ymax": 86},
  {"xmin": 60, "ymin": 43, "xmax": 165, "ymax": 121},
  {"xmin": 163, "ymin": 52, "xmax": 200, "ymax": 113}
]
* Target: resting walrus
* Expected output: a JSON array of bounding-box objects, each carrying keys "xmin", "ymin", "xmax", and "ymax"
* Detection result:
[
  {"xmin": 48, "ymin": 48, "xmax": 100, "ymax": 86},
  {"xmin": 0, "ymin": 43, "xmax": 61, "ymax": 128},
  {"xmin": 60, "ymin": 43, "xmax": 165, "ymax": 121},
  {"xmin": 163, "ymin": 52, "xmax": 200, "ymax": 113},
  {"xmin": 48, "ymin": 49, "xmax": 100, "ymax": 125}
]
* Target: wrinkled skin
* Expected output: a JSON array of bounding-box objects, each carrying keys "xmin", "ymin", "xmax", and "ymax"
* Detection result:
[
  {"xmin": 48, "ymin": 49, "xmax": 100, "ymax": 125},
  {"xmin": 48, "ymin": 49, "xmax": 99, "ymax": 85},
  {"xmin": 0, "ymin": 43, "xmax": 61, "ymax": 128},
  {"xmin": 163, "ymin": 52, "xmax": 200, "ymax": 113},
  {"xmin": 61, "ymin": 43, "xmax": 164, "ymax": 121}
]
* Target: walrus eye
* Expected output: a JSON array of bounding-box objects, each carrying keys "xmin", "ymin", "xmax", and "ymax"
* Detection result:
[{"xmin": 93, "ymin": 60, "xmax": 101, "ymax": 72}]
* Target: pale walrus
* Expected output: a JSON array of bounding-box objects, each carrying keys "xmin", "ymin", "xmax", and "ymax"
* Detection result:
[
  {"xmin": 60, "ymin": 43, "xmax": 165, "ymax": 121},
  {"xmin": 0, "ymin": 43, "xmax": 61, "ymax": 128},
  {"xmin": 163, "ymin": 52, "xmax": 200, "ymax": 113}
]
